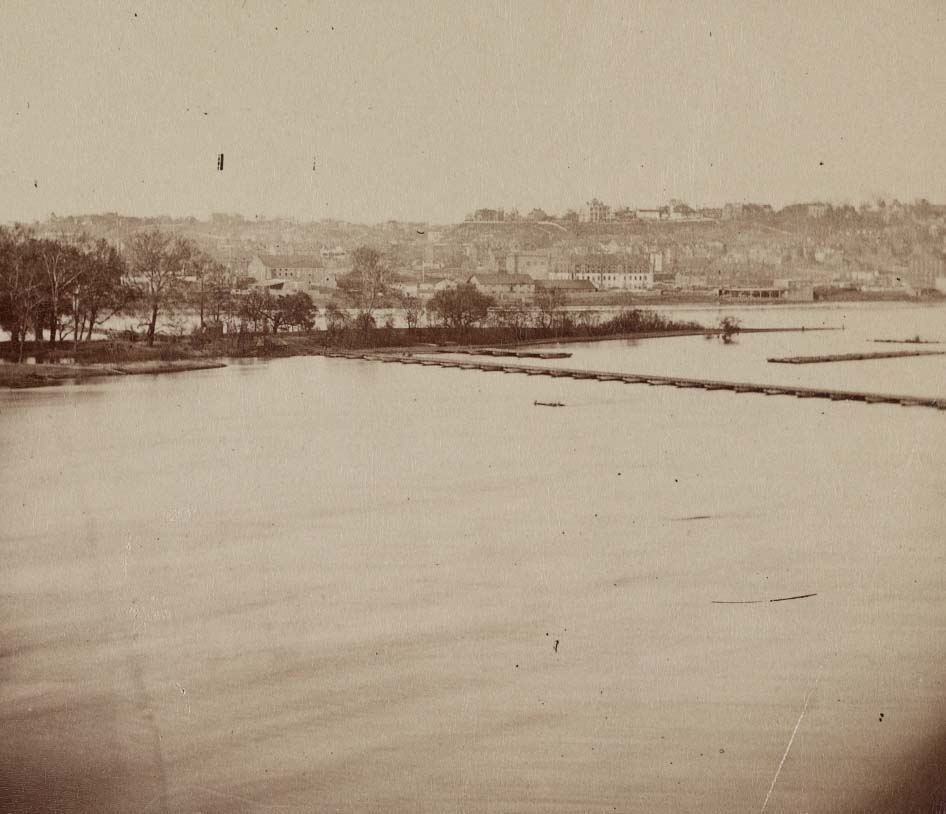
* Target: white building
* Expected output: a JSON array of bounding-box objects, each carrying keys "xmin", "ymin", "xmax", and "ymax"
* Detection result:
[
  {"xmin": 580, "ymin": 199, "xmax": 612, "ymax": 223},
  {"xmin": 551, "ymin": 254, "xmax": 653, "ymax": 290},
  {"xmin": 248, "ymin": 254, "xmax": 337, "ymax": 289}
]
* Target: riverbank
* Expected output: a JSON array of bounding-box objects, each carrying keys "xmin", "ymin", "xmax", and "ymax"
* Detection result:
[
  {"xmin": 0, "ymin": 359, "xmax": 226, "ymax": 389},
  {"xmin": 0, "ymin": 325, "xmax": 847, "ymax": 390},
  {"xmin": 0, "ymin": 310, "xmax": 707, "ymax": 388},
  {"xmin": 564, "ymin": 288, "xmax": 945, "ymax": 307}
]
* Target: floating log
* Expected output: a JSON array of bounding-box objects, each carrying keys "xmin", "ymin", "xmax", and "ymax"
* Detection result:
[{"xmin": 769, "ymin": 350, "xmax": 945, "ymax": 364}]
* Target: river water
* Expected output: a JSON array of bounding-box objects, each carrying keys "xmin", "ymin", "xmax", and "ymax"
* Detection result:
[{"xmin": 2, "ymin": 303, "xmax": 945, "ymax": 813}]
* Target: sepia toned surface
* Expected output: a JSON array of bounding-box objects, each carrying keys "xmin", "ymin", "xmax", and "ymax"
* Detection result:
[
  {"xmin": 3, "ymin": 2, "xmax": 946, "ymax": 223},
  {"xmin": 3, "ymin": 1, "xmax": 946, "ymax": 811},
  {"xmin": 3, "ymin": 305, "xmax": 945, "ymax": 812}
]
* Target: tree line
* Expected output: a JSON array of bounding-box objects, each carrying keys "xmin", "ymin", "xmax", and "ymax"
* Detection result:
[
  {"xmin": 0, "ymin": 227, "xmax": 322, "ymax": 360},
  {"xmin": 0, "ymin": 226, "xmax": 128, "ymax": 359},
  {"xmin": 2, "ymin": 231, "xmax": 703, "ymax": 360}
]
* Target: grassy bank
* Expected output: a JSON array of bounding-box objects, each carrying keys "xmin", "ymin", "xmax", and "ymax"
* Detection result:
[
  {"xmin": 3, "ymin": 306, "xmax": 813, "ymax": 389},
  {"xmin": 0, "ymin": 359, "xmax": 226, "ymax": 389}
]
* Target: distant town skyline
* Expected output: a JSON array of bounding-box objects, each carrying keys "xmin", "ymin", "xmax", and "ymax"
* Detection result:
[{"xmin": 3, "ymin": 1, "xmax": 945, "ymax": 225}]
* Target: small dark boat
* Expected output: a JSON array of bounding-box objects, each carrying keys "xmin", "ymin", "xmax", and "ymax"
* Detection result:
[{"xmin": 534, "ymin": 400, "xmax": 565, "ymax": 407}]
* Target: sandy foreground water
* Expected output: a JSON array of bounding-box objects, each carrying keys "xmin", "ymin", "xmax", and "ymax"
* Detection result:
[{"xmin": 1, "ymin": 345, "xmax": 945, "ymax": 813}]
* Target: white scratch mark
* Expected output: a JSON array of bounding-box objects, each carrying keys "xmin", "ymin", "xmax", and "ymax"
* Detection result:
[{"xmin": 760, "ymin": 666, "xmax": 823, "ymax": 814}]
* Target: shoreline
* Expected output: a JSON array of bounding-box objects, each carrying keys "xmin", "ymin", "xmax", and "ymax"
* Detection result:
[
  {"xmin": 0, "ymin": 359, "xmax": 226, "ymax": 390},
  {"xmin": 0, "ymin": 326, "xmax": 841, "ymax": 390}
]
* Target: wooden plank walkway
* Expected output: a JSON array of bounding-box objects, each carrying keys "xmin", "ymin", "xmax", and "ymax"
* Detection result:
[
  {"xmin": 872, "ymin": 338, "xmax": 943, "ymax": 345},
  {"xmin": 318, "ymin": 351, "xmax": 946, "ymax": 411},
  {"xmin": 426, "ymin": 348, "xmax": 572, "ymax": 359},
  {"xmin": 768, "ymin": 350, "xmax": 945, "ymax": 364}
]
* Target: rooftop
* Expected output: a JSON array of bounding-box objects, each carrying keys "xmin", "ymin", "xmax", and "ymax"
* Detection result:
[
  {"xmin": 536, "ymin": 279, "xmax": 596, "ymax": 290},
  {"xmin": 256, "ymin": 253, "xmax": 324, "ymax": 269},
  {"xmin": 468, "ymin": 273, "xmax": 535, "ymax": 285}
]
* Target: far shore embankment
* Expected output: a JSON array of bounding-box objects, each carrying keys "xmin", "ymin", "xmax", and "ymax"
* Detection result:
[{"xmin": 0, "ymin": 322, "xmax": 836, "ymax": 390}]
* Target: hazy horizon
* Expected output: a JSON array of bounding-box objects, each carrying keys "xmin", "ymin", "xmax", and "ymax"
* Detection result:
[{"xmin": 3, "ymin": 0, "xmax": 945, "ymax": 224}]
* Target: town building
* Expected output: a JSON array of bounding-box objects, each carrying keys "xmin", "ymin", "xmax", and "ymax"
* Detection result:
[
  {"xmin": 612, "ymin": 206, "xmax": 638, "ymax": 222},
  {"xmin": 580, "ymin": 198, "xmax": 612, "ymax": 223},
  {"xmin": 418, "ymin": 277, "xmax": 458, "ymax": 299},
  {"xmin": 319, "ymin": 245, "xmax": 348, "ymax": 264},
  {"xmin": 717, "ymin": 285, "xmax": 813, "ymax": 301},
  {"xmin": 468, "ymin": 273, "xmax": 535, "ymax": 302},
  {"xmin": 667, "ymin": 200, "xmax": 699, "ymax": 220},
  {"xmin": 550, "ymin": 254, "xmax": 653, "ymax": 290},
  {"xmin": 722, "ymin": 203, "xmax": 774, "ymax": 220},
  {"xmin": 465, "ymin": 208, "xmax": 505, "ymax": 222},
  {"xmin": 505, "ymin": 250, "xmax": 552, "ymax": 279},
  {"xmin": 248, "ymin": 254, "xmax": 337, "ymax": 289},
  {"xmin": 534, "ymin": 279, "xmax": 596, "ymax": 296}
]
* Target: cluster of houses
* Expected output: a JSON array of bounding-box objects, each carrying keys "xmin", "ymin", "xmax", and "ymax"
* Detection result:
[
  {"xmin": 244, "ymin": 231, "xmax": 946, "ymax": 306},
  {"xmin": 580, "ymin": 198, "xmax": 720, "ymax": 223},
  {"xmin": 246, "ymin": 248, "xmax": 658, "ymax": 305}
]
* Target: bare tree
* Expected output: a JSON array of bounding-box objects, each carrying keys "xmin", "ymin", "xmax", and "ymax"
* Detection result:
[
  {"xmin": 534, "ymin": 286, "xmax": 567, "ymax": 333},
  {"xmin": 187, "ymin": 251, "xmax": 228, "ymax": 330},
  {"xmin": 351, "ymin": 246, "xmax": 387, "ymax": 331},
  {"xmin": 34, "ymin": 237, "xmax": 84, "ymax": 346},
  {"xmin": 0, "ymin": 226, "xmax": 45, "ymax": 361},
  {"xmin": 236, "ymin": 288, "xmax": 272, "ymax": 333},
  {"xmin": 74, "ymin": 238, "xmax": 129, "ymax": 345},
  {"xmin": 324, "ymin": 301, "xmax": 350, "ymax": 335},
  {"xmin": 127, "ymin": 230, "xmax": 192, "ymax": 346},
  {"xmin": 281, "ymin": 292, "xmax": 318, "ymax": 333},
  {"xmin": 428, "ymin": 285, "xmax": 495, "ymax": 332},
  {"xmin": 403, "ymin": 296, "xmax": 422, "ymax": 332}
]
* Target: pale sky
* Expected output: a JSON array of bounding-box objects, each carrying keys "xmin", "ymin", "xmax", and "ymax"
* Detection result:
[{"xmin": 2, "ymin": 0, "xmax": 945, "ymax": 224}]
